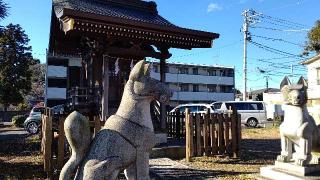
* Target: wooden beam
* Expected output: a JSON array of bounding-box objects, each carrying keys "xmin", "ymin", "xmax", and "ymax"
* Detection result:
[
  {"xmin": 159, "ymin": 47, "xmax": 169, "ymax": 131},
  {"xmin": 102, "ymin": 55, "xmax": 109, "ymax": 120},
  {"xmin": 105, "ymin": 46, "xmax": 171, "ymax": 60}
]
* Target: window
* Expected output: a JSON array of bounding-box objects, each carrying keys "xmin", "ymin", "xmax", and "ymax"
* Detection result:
[
  {"xmin": 193, "ymin": 85, "xmax": 199, "ymax": 92},
  {"xmin": 188, "ymin": 106, "xmax": 198, "ymax": 113},
  {"xmin": 212, "ymin": 103, "xmax": 222, "ymax": 110},
  {"xmin": 234, "ymin": 103, "xmax": 248, "ymax": 110},
  {"xmin": 220, "ymin": 86, "xmax": 233, "ymax": 93},
  {"xmin": 220, "ymin": 70, "xmax": 225, "ymax": 76},
  {"xmin": 153, "ymin": 65, "xmax": 159, "ymax": 73},
  {"xmin": 220, "ymin": 86, "xmax": 226, "ymax": 93},
  {"xmin": 165, "ymin": 66, "xmax": 169, "ymax": 73},
  {"xmin": 208, "ymin": 84, "xmax": 217, "ymax": 92},
  {"xmin": 179, "ymin": 67, "xmax": 189, "ymax": 74},
  {"xmin": 208, "ymin": 69, "xmax": 216, "ymax": 76},
  {"xmin": 225, "ymin": 103, "xmax": 235, "ymax": 110},
  {"xmin": 192, "ymin": 68, "xmax": 198, "ymax": 75},
  {"xmin": 249, "ymin": 103, "xmax": 263, "ymax": 110},
  {"xmin": 179, "ymin": 84, "xmax": 189, "ymax": 91},
  {"xmin": 198, "ymin": 106, "xmax": 208, "ymax": 112},
  {"xmin": 227, "ymin": 69, "xmax": 234, "ymax": 77},
  {"xmin": 177, "ymin": 106, "xmax": 186, "ymax": 113}
]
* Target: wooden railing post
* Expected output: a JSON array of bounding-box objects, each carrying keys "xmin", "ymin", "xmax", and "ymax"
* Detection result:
[
  {"xmin": 231, "ymin": 108, "xmax": 241, "ymax": 158},
  {"xmin": 44, "ymin": 109, "xmax": 53, "ymax": 179},
  {"xmin": 218, "ymin": 113, "xmax": 225, "ymax": 155},
  {"xmin": 57, "ymin": 116, "xmax": 65, "ymax": 170},
  {"xmin": 223, "ymin": 113, "xmax": 230, "ymax": 154},
  {"xmin": 211, "ymin": 114, "xmax": 218, "ymax": 155},
  {"xmin": 185, "ymin": 108, "xmax": 191, "ymax": 162},
  {"xmin": 237, "ymin": 112, "xmax": 242, "ymax": 157},
  {"xmin": 176, "ymin": 109, "xmax": 181, "ymax": 139},
  {"xmin": 203, "ymin": 108, "xmax": 209, "ymax": 156},
  {"xmin": 94, "ymin": 116, "xmax": 101, "ymax": 136},
  {"xmin": 196, "ymin": 113, "xmax": 202, "ymax": 156}
]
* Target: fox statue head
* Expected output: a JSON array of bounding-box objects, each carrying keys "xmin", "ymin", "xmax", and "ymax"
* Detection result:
[
  {"xmin": 280, "ymin": 76, "xmax": 308, "ymax": 107},
  {"xmin": 128, "ymin": 60, "xmax": 172, "ymax": 103}
]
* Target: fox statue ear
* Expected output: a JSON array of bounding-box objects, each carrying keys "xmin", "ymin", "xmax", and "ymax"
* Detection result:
[
  {"xmin": 280, "ymin": 76, "xmax": 291, "ymax": 90},
  {"xmin": 129, "ymin": 60, "xmax": 150, "ymax": 80},
  {"xmin": 297, "ymin": 76, "xmax": 308, "ymax": 88},
  {"xmin": 143, "ymin": 63, "xmax": 151, "ymax": 76}
]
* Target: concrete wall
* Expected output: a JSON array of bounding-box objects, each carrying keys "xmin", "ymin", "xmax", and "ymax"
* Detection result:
[{"xmin": 306, "ymin": 60, "xmax": 320, "ymax": 99}]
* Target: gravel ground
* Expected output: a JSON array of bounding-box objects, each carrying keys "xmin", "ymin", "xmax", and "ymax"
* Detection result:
[
  {"xmin": 179, "ymin": 126, "xmax": 281, "ymax": 180},
  {"xmin": 0, "ymin": 124, "xmax": 45, "ymax": 179},
  {"xmin": 0, "ymin": 124, "xmax": 281, "ymax": 179}
]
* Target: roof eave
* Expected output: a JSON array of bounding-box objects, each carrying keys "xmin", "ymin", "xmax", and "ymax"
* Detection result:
[
  {"xmin": 301, "ymin": 54, "xmax": 320, "ymax": 65},
  {"xmin": 59, "ymin": 8, "xmax": 219, "ymax": 41}
]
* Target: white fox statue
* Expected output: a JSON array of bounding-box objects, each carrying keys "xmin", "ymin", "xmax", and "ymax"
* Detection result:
[
  {"xmin": 277, "ymin": 76, "xmax": 320, "ymax": 166},
  {"xmin": 59, "ymin": 60, "xmax": 172, "ymax": 180}
]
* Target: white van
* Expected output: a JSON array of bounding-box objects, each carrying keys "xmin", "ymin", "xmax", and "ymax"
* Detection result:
[
  {"xmin": 211, "ymin": 101, "xmax": 267, "ymax": 127},
  {"xmin": 170, "ymin": 103, "xmax": 215, "ymax": 114}
]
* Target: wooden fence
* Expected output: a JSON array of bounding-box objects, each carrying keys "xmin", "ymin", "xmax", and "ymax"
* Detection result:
[
  {"xmin": 185, "ymin": 108, "xmax": 241, "ymax": 161},
  {"xmin": 41, "ymin": 108, "xmax": 104, "ymax": 179},
  {"xmin": 0, "ymin": 110, "xmax": 29, "ymax": 122},
  {"xmin": 167, "ymin": 110, "xmax": 185, "ymax": 139}
]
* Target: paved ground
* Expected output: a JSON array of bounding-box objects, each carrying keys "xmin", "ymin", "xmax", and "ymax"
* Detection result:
[
  {"xmin": 0, "ymin": 123, "xmax": 28, "ymax": 141},
  {"xmin": 150, "ymin": 158, "xmax": 215, "ymax": 179}
]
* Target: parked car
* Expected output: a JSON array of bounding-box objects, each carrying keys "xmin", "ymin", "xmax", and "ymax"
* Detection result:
[
  {"xmin": 211, "ymin": 101, "xmax": 267, "ymax": 127},
  {"xmin": 24, "ymin": 104, "xmax": 65, "ymax": 135},
  {"xmin": 29, "ymin": 106, "xmax": 45, "ymax": 117},
  {"xmin": 170, "ymin": 103, "xmax": 215, "ymax": 114},
  {"xmin": 24, "ymin": 115, "xmax": 41, "ymax": 134}
]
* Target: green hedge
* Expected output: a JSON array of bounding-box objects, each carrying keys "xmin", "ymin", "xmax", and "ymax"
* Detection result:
[{"xmin": 12, "ymin": 115, "xmax": 26, "ymax": 127}]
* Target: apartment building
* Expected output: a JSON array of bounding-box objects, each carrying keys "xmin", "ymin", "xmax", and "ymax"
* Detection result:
[
  {"xmin": 302, "ymin": 54, "xmax": 320, "ymax": 123},
  {"xmin": 150, "ymin": 61, "xmax": 235, "ymax": 106}
]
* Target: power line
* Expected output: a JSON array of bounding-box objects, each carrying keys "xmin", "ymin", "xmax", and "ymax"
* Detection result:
[
  {"xmin": 251, "ymin": 34, "xmax": 304, "ymax": 47},
  {"xmin": 256, "ymin": 13, "xmax": 309, "ymax": 29},
  {"xmin": 251, "ymin": 26, "xmax": 309, "ymax": 32},
  {"xmin": 249, "ymin": 40, "xmax": 303, "ymax": 57}
]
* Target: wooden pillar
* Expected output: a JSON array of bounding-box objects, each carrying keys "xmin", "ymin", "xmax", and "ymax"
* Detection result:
[
  {"xmin": 158, "ymin": 47, "xmax": 171, "ymax": 131},
  {"xmin": 102, "ymin": 55, "xmax": 109, "ymax": 120},
  {"xmin": 80, "ymin": 60, "xmax": 85, "ymax": 87},
  {"xmin": 160, "ymin": 58, "xmax": 167, "ymax": 130}
]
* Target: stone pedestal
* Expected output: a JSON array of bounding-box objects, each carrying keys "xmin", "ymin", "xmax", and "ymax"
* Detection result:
[
  {"xmin": 155, "ymin": 133, "xmax": 167, "ymax": 145},
  {"xmin": 260, "ymin": 161, "xmax": 320, "ymax": 180}
]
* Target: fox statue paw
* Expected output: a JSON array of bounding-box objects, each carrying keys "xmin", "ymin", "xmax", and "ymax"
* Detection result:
[{"xmin": 277, "ymin": 155, "xmax": 290, "ymax": 162}]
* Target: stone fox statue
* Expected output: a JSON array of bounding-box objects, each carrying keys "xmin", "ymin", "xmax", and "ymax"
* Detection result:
[
  {"xmin": 60, "ymin": 60, "xmax": 172, "ymax": 180},
  {"xmin": 277, "ymin": 76, "xmax": 320, "ymax": 166}
]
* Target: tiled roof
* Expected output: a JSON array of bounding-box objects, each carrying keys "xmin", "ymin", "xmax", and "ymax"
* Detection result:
[
  {"xmin": 53, "ymin": 0, "xmax": 176, "ymax": 28},
  {"xmin": 301, "ymin": 53, "xmax": 320, "ymax": 65}
]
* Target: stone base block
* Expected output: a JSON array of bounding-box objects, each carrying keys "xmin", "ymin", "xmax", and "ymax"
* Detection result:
[
  {"xmin": 274, "ymin": 161, "xmax": 320, "ymax": 176},
  {"xmin": 155, "ymin": 133, "xmax": 167, "ymax": 145},
  {"xmin": 151, "ymin": 146, "xmax": 185, "ymax": 159},
  {"xmin": 260, "ymin": 162, "xmax": 320, "ymax": 180}
]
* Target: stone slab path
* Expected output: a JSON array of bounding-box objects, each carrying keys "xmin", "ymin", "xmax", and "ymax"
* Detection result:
[{"xmin": 150, "ymin": 158, "xmax": 215, "ymax": 179}]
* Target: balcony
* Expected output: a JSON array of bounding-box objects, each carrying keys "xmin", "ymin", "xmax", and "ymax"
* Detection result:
[
  {"xmin": 67, "ymin": 86, "xmax": 102, "ymax": 115},
  {"xmin": 171, "ymin": 91, "xmax": 234, "ymax": 102},
  {"xmin": 151, "ymin": 72, "xmax": 234, "ymax": 85}
]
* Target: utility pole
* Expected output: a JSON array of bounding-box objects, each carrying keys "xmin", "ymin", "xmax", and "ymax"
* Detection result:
[
  {"xmin": 242, "ymin": 10, "xmax": 249, "ymax": 101},
  {"xmin": 291, "ymin": 64, "xmax": 294, "ymax": 77},
  {"xmin": 265, "ymin": 75, "xmax": 269, "ymax": 93}
]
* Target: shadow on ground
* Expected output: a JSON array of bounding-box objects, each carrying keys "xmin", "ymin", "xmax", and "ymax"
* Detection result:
[
  {"xmin": 241, "ymin": 138, "xmax": 281, "ymax": 163},
  {"xmin": 150, "ymin": 167, "xmax": 253, "ymax": 179},
  {"xmin": 0, "ymin": 127, "xmax": 45, "ymax": 179}
]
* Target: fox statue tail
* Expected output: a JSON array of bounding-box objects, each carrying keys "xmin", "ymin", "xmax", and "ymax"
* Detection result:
[{"xmin": 59, "ymin": 111, "xmax": 91, "ymax": 180}]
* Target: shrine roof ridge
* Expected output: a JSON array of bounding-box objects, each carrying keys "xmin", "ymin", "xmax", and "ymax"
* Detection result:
[{"xmin": 53, "ymin": 0, "xmax": 175, "ymax": 28}]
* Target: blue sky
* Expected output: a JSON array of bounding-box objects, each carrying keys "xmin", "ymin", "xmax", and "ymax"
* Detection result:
[{"xmin": 1, "ymin": 0, "xmax": 319, "ymax": 91}]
